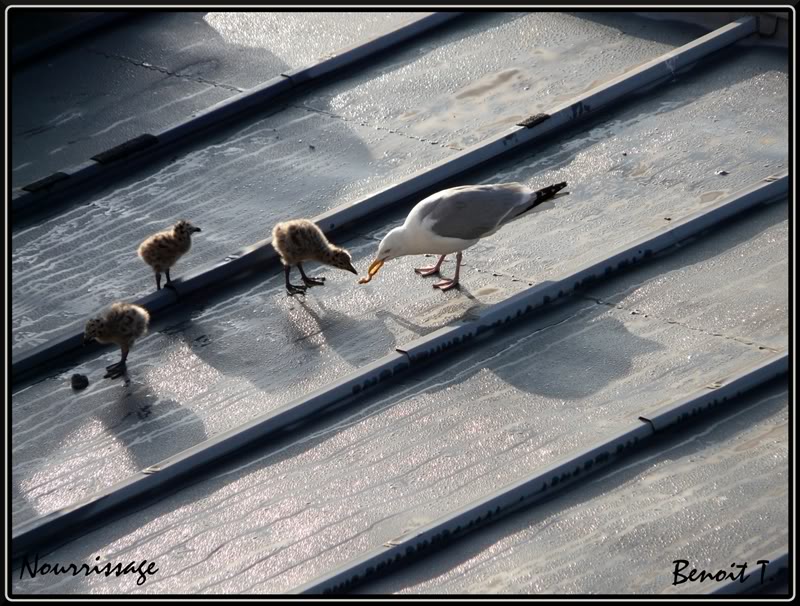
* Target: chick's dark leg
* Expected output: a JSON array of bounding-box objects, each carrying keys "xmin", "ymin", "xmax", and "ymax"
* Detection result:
[
  {"xmin": 155, "ymin": 272, "xmax": 162, "ymax": 290},
  {"xmin": 165, "ymin": 268, "xmax": 172, "ymax": 284},
  {"xmin": 105, "ymin": 345, "xmax": 128, "ymax": 369},
  {"xmin": 415, "ymin": 254, "xmax": 447, "ymax": 277},
  {"xmin": 105, "ymin": 345, "xmax": 129, "ymax": 378},
  {"xmin": 285, "ymin": 265, "xmax": 307, "ymax": 296},
  {"xmin": 298, "ymin": 263, "xmax": 325, "ymax": 286}
]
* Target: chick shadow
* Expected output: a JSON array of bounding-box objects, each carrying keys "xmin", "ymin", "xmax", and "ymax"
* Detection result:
[
  {"xmin": 354, "ymin": 378, "xmax": 789, "ymax": 594},
  {"xmin": 286, "ymin": 273, "xmax": 489, "ymax": 371},
  {"xmin": 164, "ymin": 289, "xmax": 424, "ymax": 394},
  {"xmin": 11, "ymin": 364, "xmax": 208, "ymax": 531},
  {"xmin": 98, "ymin": 376, "xmax": 210, "ymax": 467}
]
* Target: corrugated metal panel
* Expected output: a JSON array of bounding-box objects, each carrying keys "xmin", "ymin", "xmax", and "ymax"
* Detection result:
[{"xmin": 11, "ymin": 11, "xmax": 789, "ymax": 596}]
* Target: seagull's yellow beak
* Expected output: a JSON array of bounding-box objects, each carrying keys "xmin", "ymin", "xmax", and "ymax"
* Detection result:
[{"xmin": 358, "ymin": 259, "xmax": 385, "ymax": 284}]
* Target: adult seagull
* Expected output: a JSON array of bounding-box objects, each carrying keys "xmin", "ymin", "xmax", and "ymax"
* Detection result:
[{"xmin": 360, "ymin": 181, "xmax": 568, "ymax": 290}]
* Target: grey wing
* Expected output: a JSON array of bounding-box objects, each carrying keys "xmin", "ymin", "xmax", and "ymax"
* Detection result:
[{"xmin": 418, "ymin": 183, "xmax": 531, "ymax": 240}]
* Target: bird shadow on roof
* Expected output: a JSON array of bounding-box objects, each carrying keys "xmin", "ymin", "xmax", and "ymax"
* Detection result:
[{"xmin": 11, "ymin": 370, "xmax": 209, "ymax": 530}]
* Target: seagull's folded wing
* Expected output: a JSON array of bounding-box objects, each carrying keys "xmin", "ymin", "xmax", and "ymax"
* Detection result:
[{"xmin": 418, "ymin": 183, "xmax": 531, "ymax": 240}]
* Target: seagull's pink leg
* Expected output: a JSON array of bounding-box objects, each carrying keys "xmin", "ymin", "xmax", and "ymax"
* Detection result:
[
  {"xmin": 415, "ymin": 254, "xmax": 447, "ymax": 277},
  {"xmin": 433, "ymin": 252, "xmax": 463, "ymax": 291}
]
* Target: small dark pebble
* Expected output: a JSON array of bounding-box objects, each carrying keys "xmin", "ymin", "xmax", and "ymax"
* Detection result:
[
  {"xmin": 665, "ymin": 217, "xmax": 672, "ymax": 221},
  {"xmin": 716, "ymin": 170, "xmax": 729, "ymax": 176},
  {"xmin": 622, "ymin": 152, "xmax": 627, "ymax": 156},
  {"xmin": 71, "ymin": 373, "xmax": 89, "ymax": 390},
  {"xmin": 309, "ymin": 145, "xmax": 315, "ymax": 150}
]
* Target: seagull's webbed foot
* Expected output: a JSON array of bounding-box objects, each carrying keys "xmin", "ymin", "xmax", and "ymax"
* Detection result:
[
  {"xmin": 415, "ymin": 254, "xmax": 447, "ymax": 277},
  {"xmin": 432, "ymin": 253, "xmax": 462, "ymax": 291},
  {"xmin": 414, "ymin": 266, "xmax": 441, "ymax": 277},
  {"xmin": 433, "ymin": 278, "xmax": 460, "ymax": 291}
]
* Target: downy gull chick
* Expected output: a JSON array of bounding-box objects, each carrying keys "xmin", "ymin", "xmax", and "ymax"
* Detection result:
[
  {"xmin": 272, "ymin": 219, "xmax": 358, "ymax": 295},
  {"xmin": 360, "ymin": 182, "xmax": 568, "ymax": 290},
  {"xmin": 84, "ymin": 302, "xmax": 150, "ymax": 379},
  {"xmin": 138, "ymin": 220, "xmax": 202, "ymax": 290}
]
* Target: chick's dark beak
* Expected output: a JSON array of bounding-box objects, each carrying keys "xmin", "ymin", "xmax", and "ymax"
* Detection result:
[
  {"xmin": 346, "ymin": 262, "xmax": 358, "ymax": 275},
  {"xmin": 193, "ymin": 227, "xmax": 202, "ymax": 233}
]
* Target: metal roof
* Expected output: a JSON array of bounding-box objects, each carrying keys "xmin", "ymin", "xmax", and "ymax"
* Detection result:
[{"xmin": 9, "ymin": 10, "xmax": 791, "ymax": 596}]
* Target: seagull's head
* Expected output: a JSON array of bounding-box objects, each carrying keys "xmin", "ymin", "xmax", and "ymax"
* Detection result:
[
  {"xmin": 357, "ymin": 226, "xmax": 421, "ymax": 284},
  {"xmin": 359, "ymin": 227, "xmax": 410, "ymax": 283},
  {"xmin": 375, "ymin": 226, "xmax": 409, "ymax": 263}
]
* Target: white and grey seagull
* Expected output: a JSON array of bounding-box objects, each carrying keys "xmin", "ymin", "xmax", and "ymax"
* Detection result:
[{"xmin": 359, "ymin": 181, "xmax": 569, "ymax": 290}]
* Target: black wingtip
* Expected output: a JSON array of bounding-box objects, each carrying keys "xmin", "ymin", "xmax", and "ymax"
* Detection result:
[
  {"xmin": 539, "ymin": 182, "xmax": 567, "ymax": 197},
  {"xmin": 524, "ymin": 182, "xmax": 569, "ymax": 212}
]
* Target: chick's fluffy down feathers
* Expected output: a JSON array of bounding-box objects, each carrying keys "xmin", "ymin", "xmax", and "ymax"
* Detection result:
[
  {"xmin": 272, "ymin": 219, "xmax": 333, "ymax": 266},
  {"xmin": 91, "ymin": 303, "xmax": 150, "ymax": 346},
  {"xmin": 138, "ymin": 225, "xmax": 193, "ymax": 272}
]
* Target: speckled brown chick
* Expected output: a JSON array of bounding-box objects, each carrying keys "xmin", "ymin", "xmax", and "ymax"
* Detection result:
[
  {"xmin": 138, "ymin": 220, "xmax": 202, "ymax": 290},
  {"xmin": 271, "ymin": 219, "xmax": 358, "ymax": 295},
  {"xmin": 84, "ymin": 302, "xmax": 150, "ymax": 378}
]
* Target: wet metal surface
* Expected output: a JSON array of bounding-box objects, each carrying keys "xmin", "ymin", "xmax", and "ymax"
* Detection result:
[
  {"xmin": 10, "ymin": 12, "xmax": 709, "ymax": 353},
  {"xmin": 11, "ymin": 106, "xmax": 453, "ymax": 355},
  {"xmin": 12, "ymin": 22, "xmax": 786, "ymax": 356},
  {"xmin": 356, "ymin": 380, "xmax": 789, "ymax": 594},
  {"xmin": 11, "ymin": 12, "xmax": 788, "ymax": 595},
  {"xmin": 11, "ymin": 194, "xmax": 787, "ymax": 591},
  {"xmin": 11, "ymin": 11, "xmax": 427, "ymax": 189},
  {"xmin": 11, "ymin": 28, "xmax": 787, "ymax": 533},
  {"xmin": 303, "ymin": 12, "xmax": 704, "ymax": 150}
]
